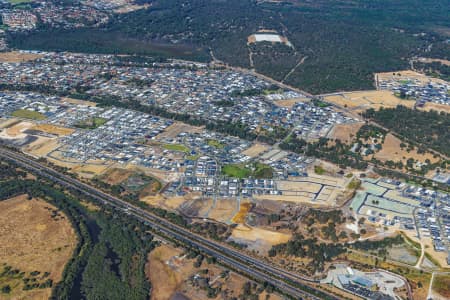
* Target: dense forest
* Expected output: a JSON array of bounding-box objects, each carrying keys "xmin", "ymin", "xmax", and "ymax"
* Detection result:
[
  {"xmin": 8, "ymin": 0, "xmax": 450, "ymax": 93},
  {"xmin": 363, "ymin": 106, "xmax": 450, "ymax": 157}
]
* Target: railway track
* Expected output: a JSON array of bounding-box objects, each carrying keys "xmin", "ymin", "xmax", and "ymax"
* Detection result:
[{"xmin": 0, "ymin": 147, "xmax": 343, "ymax": 300}]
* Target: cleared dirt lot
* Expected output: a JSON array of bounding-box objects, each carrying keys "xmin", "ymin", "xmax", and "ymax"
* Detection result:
[
  {"xmin": 277, "ymin": 180, "xmax": 322, "ymax": 193},
  {"xmin": 0, "ymin": 120, "xmax": 34, "ymax": 139},
  {"xmin": 62, "ymin": 97, "xmax": 97, "ymax": 107},
  {"xmin": 373, "ymin": 133, "xmax": 440, "ymax": 164},
  {"xmin": 241, "ymin": 143, "xmax": 269, "ymax": 158},
  {"xmin": 229, "ymin": 224, "xmax": 291, "ymax": 254},
  {"xmin": 207, "ymin": 198, "xmax": 238, "ymax": 223},
  {"xmin": 31, "ymin": 124, "xmax": 75, "ymax": 136},
  {"xmin": 24, "ymin": 137, "xmax": 59, "ymax": 157},
  {"xmin": 99, "ymin": 167, "xmax": 134, "ymax": 185},
  {"xmin": 421, "ymin": 102, "xmax": 450, "ymax": 113},
  {"xmin": 0, "ymin": 51, "xmax": 43, "ymax": 63},
  {"xmin": 146, "ymin": 244, "xmax": 281, "ymax": 300},
  {"xmin": 416, "ymin": 57, "xmax": 450, "ymax": 66},
  {"xmin": 156, "ymin": 122, "xmax": 203, "ymax": 139},
  {"xmin": 377, "ymin": 70, "xmax": 448, "ymax": 85},
  {"xmin": 273, "ymin": 98, "xmax": 306, "ymax": 108},
  {"xmin": 328, "ymin": 122, "xmax": 364, "ymax": 144},
  {"xmin": 146, "ymin": 245, "xmax": 190, "ymax": 300},
  {"xmin": 0, "ymin": 195, "xmax": 77, "ymax": 300},
  {"xmin": 324, "ymin": 90, "xmax": 415, "ymax": 113}
]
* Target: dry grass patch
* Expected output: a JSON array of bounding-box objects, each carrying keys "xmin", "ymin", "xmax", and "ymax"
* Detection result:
[
  {"xmin": 231, "ymin": 202, "xmax": 252, "ymax": 224},
  {"xmin": 377, "ymin": 70, "xmax": 448, "ymax": 85},
  {"xmin": 207, "ymin": 198, "xmax": 238, "ymax": 223},
  {"xmin": 421, "ymin": 102, "xmax": 450, "ymax": 113},
  {"xmin": 62, "ymin": 97, "xmax": 97, "ymax": 107},
  {"xmin": 2, "ymin": 121, "xmax": 34, "ymax": 138},
  {"xmin": 100, "ymin": 167, "xmax": 134, "ymax": 185},
  {"xmin": 0, "ymin": 195, "xmax": 77, "ymax": 300},
  {"xmin": 324, "ymin": 90, "xmax": 414, "ymax": 113},
  {"xmin": 31, "ymin": 124, "xmax": 75, "ymax": 136},
  {"xmin": 241, "ymin": 143, "xmax": 269, "ymax": 157},
  {"xmin": 0, "ymin": 51, "xmax": 42, "ymax": 63},
  {"xmin": 374, "ymin": 133, "xmax": 440, "ymax": 165},
  {"xmin": 329, "ymin": 122, "xmax": 364, "ymax": 144},
  {"xmin": 156, "ymin": 122, "xmax": 202, "ymax": 139},
  {"xmin": 146, "ymin": 245, "xmax": 188, "ymax": 300},
  {"xmin": 230, "ymin": 224, "xmax": 291, "ymax": 254},
  {"xmin": 24, "ymin": 137, "xmax": 59, "ymax": 157}
]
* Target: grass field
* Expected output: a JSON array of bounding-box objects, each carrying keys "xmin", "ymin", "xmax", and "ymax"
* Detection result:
[
  {"xmin": 75, "ymin": 117, "xmax": 107, "ymax": 129},
  {"xmin": 11, "ymin": 109, "xmax": 46, "ymax": 121},
  {"xmin": 163, "ymin": 143, "xmax": 190, "ymax": 153},
  {"xmin": 222, "ymin": 163, "xmax": 273, "ymax": 179},
  {"xmin": 207, "ymin": 139, "xmax": 225, "ymax": 149},
  {"xmin": 222, "ymin": 164, "xmax": 252, "ymax": 178}
]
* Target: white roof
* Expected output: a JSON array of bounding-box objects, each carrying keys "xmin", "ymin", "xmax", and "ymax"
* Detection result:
[{"xmin": 254, "ymin": 34, "xmax": 282, "ymax": 43}]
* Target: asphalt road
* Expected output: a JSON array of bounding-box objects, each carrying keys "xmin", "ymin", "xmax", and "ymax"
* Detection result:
[{"xmin": 0, "ymin": 147, "xmax": 342, "ymax": 300}]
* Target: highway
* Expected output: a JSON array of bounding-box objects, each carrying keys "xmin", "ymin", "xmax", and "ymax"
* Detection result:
[{"xmin": 0, "ymin": 147, "xmax": 341, "ymax": 300}]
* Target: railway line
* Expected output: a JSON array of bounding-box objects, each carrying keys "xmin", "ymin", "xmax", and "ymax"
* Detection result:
[{"xmin": 0, "ymin": 147, "xmax": 342, "ymax": 300}]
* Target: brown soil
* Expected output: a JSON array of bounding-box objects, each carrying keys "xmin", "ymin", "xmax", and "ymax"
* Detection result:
[
  {"xmin": 232, "ymin": 202, "xmax": 252, "ymax": 224},
  {"xmin": 0, "ymin": 195, "xmax": 77, "ymax": 300},
  {"xmin": 31, "ymin": 124, "xmax": 75, "ymax": 136},
  {"xmin": 374, "ymin": 133, "xmax": 440, "ymax": 165},
  {"xmin": 329, "ymin": 122, "xmax": 364, "ymax": 144},
  {"xmin": 0, "ymin": 51, "xmax": 43, "ymax": 63},
  {"xmin": 100, "ymin": 168, "xmax": 134, "ymax": 185}
]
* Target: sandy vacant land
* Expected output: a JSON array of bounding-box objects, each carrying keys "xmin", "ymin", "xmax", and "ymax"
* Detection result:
[
  {"xmin": 31, "ymin": 124, "xmax": 75, "ymax": 136},
  {"xmin": 374, "ymin": 133, "xmax": 440, "ymax": 164},
  {"xmin": 0, "ymin": 195, "xmax": 77, "ymax": 300},
  {"xmin": 231, "ymin": 202, "xmax": 251, "ymax": 224},
  {"xmin": 146, "ymin": 245, "xmax": 189, "ymax": 300},
  {"xmin": 329, "ymin": 122, "xmax": 364, "ymax": 144},
  {"xmin": 242, "ymin": 143, "xmax": 269, "ymax": 158},
  {"xmin": 71, "ymin": 163, "xmax": 111, "ymax": 178},
  {"xmin": 416, "ymin": 57, "xmax": 450, "ymax": 66},
  {"xmin": 156, "ymin": 122, "xmax": 203, "ymax": 139},
  {"xmin": 24, "ymin": 137, "xmax": 59, "ymax": 157},
  {"xmin": 100, "ymin": 167, "xmax": 134, "ymax": 185},
  {"xmin": 146, "ymin": 244, "xmax": 278, "ymax": 300},
  {"xmin": 0, "ymin": 118, "xmax": 21, "ymax": 129},
  {"xmin": 114, "ymin": 3, "xmax": 150, "ymax": 13},
  {"xmin": 0, "ymin": 51, "xmax": 43, "ymax": 63},
  {"xmin": 277, "ymin": 180, "xmax": 322, "ymax": 193},
  {"xmin": 273, "ymin": 98, "xmax": 307, "ymax": 108},
  {"xmin": 230, "ymin": 224, "xmax": 291, "ymax": 254},
  {"xmin": 207, "ymin": 198, "xmax": 238, "ymax": 223},
  {"xmin": 324, "ymin": 90, "xmax": 414, "ymax": 112},
  {"xmin": 421, "ymin": 102, "xmax": 450, "ymax": 113},
  {"xmin": 377, "ymin": 70, "xmax": 448, "ymax": 85},
  {"xmin": 0, "ymin": 120, "xmax": 34, "ymax": 139},
  {"xmin": 62, "ymin": 97, "xmax": 97, "ymax": 107}
]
